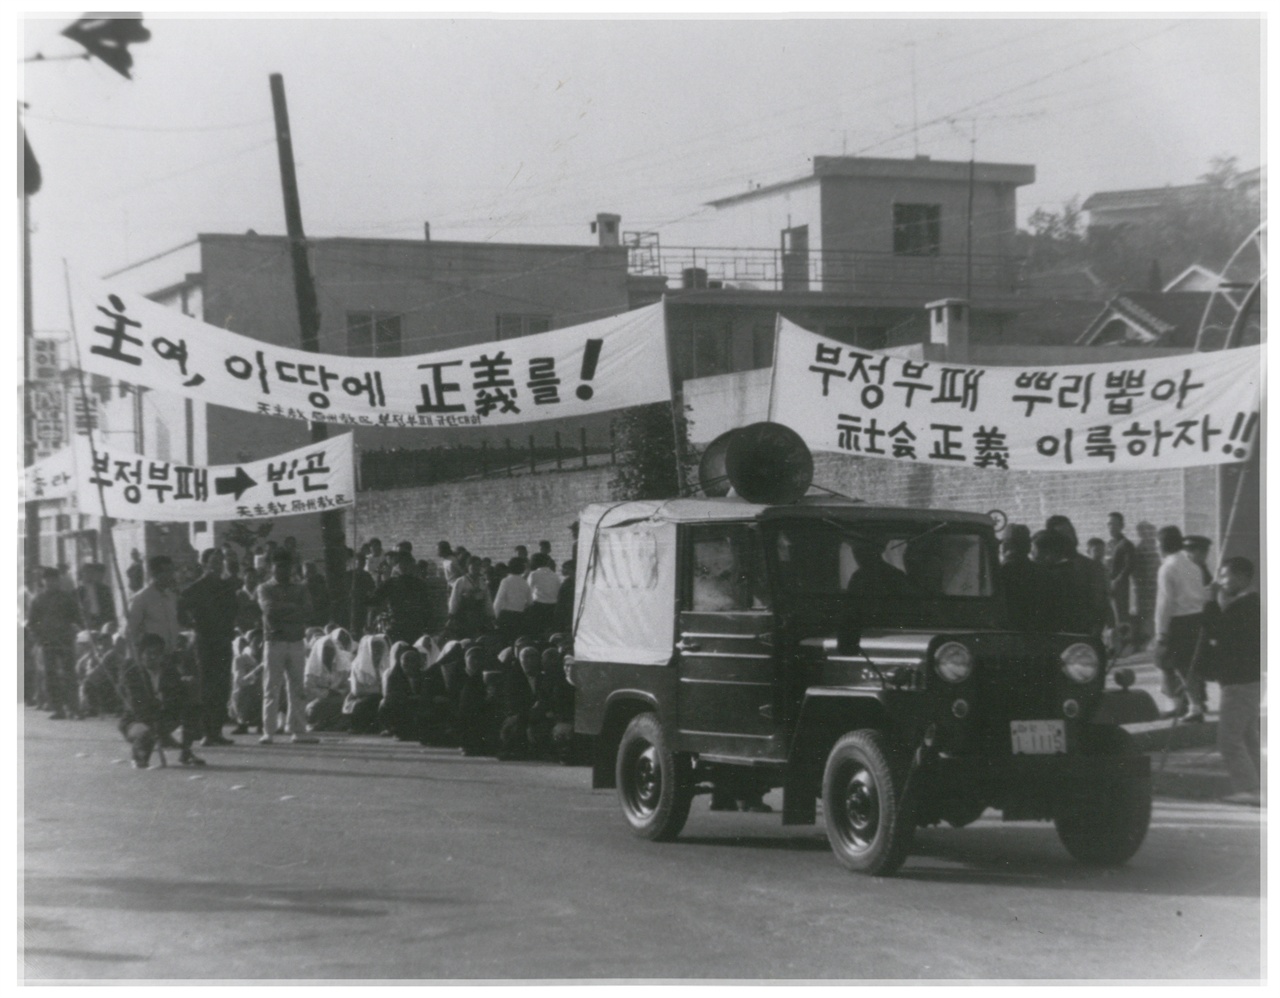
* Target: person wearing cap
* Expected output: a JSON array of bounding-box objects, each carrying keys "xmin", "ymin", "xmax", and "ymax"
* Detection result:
[{"xmin": 1154, "ymin": 525, "xmax": 1209, "ymax": 720}]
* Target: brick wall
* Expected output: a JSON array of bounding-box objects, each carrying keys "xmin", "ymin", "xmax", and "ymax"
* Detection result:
[
  {"xmin": 353, "ymin": 466, "xmax": 616, "ymax": 564},
  {"xmin": 353, "ymin": 453, "xmax": 1209, "ymax": 570}
]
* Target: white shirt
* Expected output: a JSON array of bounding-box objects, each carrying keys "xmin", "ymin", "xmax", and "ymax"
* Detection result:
[
  {"xmin": 527, "ymin": 566, "xmax": 562, "ymax": 604},
  {"xmin": 493, "ymin": 574, "xmax": 532, "ymax": 615},
  {"xmin": 1154, "ymin": 551, "xmax": 1209, "ymax": 638}
]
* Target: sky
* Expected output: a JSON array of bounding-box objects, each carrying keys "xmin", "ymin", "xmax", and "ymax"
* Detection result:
[{"xmin": 18, "ymin": 14, "xmax": 1264, "ymax": 333}]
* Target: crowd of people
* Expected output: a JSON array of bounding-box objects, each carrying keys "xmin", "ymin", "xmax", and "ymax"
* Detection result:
[
  {"xmin": 22, "ymin": 533, "xmax": 581, "ymax": 771},
  {"xmin": 998, "ymin": 511, "xmax": 1261, "ymax": 806},
  {"xmin": 22, "ymin": 511, "xmax": 1259, "ymax": 807}
]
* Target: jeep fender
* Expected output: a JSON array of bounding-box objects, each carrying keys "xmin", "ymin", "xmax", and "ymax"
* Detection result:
[
  {"xmin": 781, "ymin": 689, "xmax": 898, "ymax": 826},
  {"xmin": 592, "ymin": 690, "xmax": 663, "ymax": 790}
]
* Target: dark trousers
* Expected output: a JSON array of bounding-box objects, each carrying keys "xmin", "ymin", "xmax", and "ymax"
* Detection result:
[
  {"xmin": 377, "ymin": 695, "xmax": 422, "ymax": 741},
  {"xmin": 38, "ymin": 644, "xmax": 77, "ymax": 715},
  {"xmin": 196, "ymin": 636, "xmax": 233, "ymax": 738},
  {"xmin": 1162, "ymin": 613, "xmax": 1206, "ymax": 713}
]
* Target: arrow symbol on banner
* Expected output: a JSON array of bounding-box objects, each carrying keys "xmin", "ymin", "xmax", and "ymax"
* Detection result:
[{"xmin": 214, "ymin": 467, "xmax": 257, "ymax": 500}]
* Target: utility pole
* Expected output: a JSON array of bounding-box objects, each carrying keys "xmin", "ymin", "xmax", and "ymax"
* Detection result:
[
  {"xmin": 23, "ymin": 191, "xmax": 40, "ymax": 574},
  {"xmin": 965, "ymin": 119, "xmax": 976, "ymax": 302},
  {"xmin": 269, "ymin": 73, "xmax": 346, "ymax": 585}
]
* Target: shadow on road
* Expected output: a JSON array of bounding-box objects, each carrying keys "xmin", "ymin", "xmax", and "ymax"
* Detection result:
[{"xmin": 23, "ymin": 872, "xmax": 465, "ymax": 919}]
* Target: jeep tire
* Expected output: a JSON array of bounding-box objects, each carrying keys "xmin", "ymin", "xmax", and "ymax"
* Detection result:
[
  {"xmin": 822, "ymin": 729, "xmax": 914, "ymax": 875},
  {"xmin": 616, "ymin": 712, "xmax": 693, "ymax": 841},
  {"xmin": 1054, "ymin": 726, "xmax": 1152, "ymax": 867}
]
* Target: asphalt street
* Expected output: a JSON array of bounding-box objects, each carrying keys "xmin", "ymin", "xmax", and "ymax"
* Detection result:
[{"xmin": 20, "ymin": 709, "xmax": 1263, "ymax": 981}]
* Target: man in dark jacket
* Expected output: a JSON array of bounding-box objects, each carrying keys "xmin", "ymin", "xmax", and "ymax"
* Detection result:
[
  {"xmin": 999, "ymin": 524, "xmax": 1040, "ymax": 631},
  {"xmin": 28, "ymin": 566, "xmax": 83, "ymax": 719},
  {"xmin": 1201, "ymin": 556, "xmax": 1261, "ymax": 805},
  {"xmin": 119, "ymin": 633, "xmax": 204, "ymax": 768},
  {"xmin": 369, "ymin": 551, "xmax": 433, "ymax": 645},
  {"xmin": 179, "ymin": 548, "xmax": 240, "ymax": 746},
  {"xmin": 1046, "ymin": 515, "xmax": 1111, "ymax": 638}
]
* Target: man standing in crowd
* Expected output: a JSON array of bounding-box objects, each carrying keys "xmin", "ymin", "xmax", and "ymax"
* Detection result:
[
  {"xmin": 28, "ymin": 566, "xmax": 82, "ymax": 719},
  {"xmin": 1200, "ymin": 556, "xmax": 1262, "ymax": 806},
  {"xmin": 999, "ymin": 524, "xmax": 1039, "ymax": 631},
  {"xmin": 554, "ymin": 558, "xmax": 576, "ymax": 635},
  {"xmin": 126, "ymin": 549, "xmax": 145, "ymax": 594},
  {"xmin": 369, "ymin": 550, "xmax": 433, "ymax": 645},
  {"xmin": 1105, "ymin": 512, "xmax": 1135, "ymax": 651},
  {"xmin": 1184, "ymin": 535, "xmax": 1215, "ymax": 585},
  {"xmin": 449, "ymin": 555, "xmax": 494, "ymax": 639},
  {"xmin": 1154, "ymin": 525, "xmax": 1209, "ymax": 721},
  {"xmin": 256, "ymin": 551, "xmax": 317, "ymax": 744},
  {"xmin": 178, "ymin": 548, "xmax": 239, "ymax": 747},
  {"xmin": 127, "ymin": 556, "xmax": 182, "ymax": 658},
  {"xmin": 526, "ymin": 552, "xmax": 562, "ymax": 640},
  {"xmin": 1045, "ymin": 515, "xmax": 1110, "ymax": 638},
  {"xmin": 77, "ymin": 562, "xmax": 116, "ymax": 631},
  {"xmin": 493, "ymin": 557, "xmax": 532, "ymax": 646},
  {"xmin": 303, "ymin": 561, "xmax": 331, "ymax": 626}
]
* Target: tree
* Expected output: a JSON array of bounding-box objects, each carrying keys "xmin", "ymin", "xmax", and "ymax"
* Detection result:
[{"xmin": 609, "ymin": 402, "xmax": 698, "ymax": 501}]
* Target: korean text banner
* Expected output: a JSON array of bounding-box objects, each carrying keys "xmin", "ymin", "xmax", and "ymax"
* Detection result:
[
  {"xmin": 768, "ymin": 319, "xmax": 1261, "ymax": 471},
  {"xmin": 74, "ymin": 433, "xmax": 355, "ymax": 522},
  {"xmin": 69, "ymin": 278, "xmax": 672, "ymax": 428},
  {"xmin": 21, "ymin": 447, "xmax": 76, "ymax": 501}
]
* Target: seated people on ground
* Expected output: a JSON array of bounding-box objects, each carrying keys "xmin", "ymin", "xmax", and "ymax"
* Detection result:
[
  {"xmin": 344, "ymin": 633, "xmax": 390, "ymax": 733},
  {"xmin": 498, "ymin": 645, "xmax": 558, "ymax": 760},
  {"xmin": 230, "ymin": 630, "xmax": 266, "ymax": 735},
  {"xmin": 455, "ymin": 646, "xmax": 494, "ymax": 757},
  {"xmin": 119, "ymin": 633, "xmax": 204, "ymax": 769},
  {"xmin": 304, "ymin": 630, "xmax": 353, "ymax": 731},
  {"xmin": 78, "ymin": 630, "xmax": 121, "ymax": 717},
  {"xmin": 377, "ymin": 642, "xmax": 424, "ymax": 741}
]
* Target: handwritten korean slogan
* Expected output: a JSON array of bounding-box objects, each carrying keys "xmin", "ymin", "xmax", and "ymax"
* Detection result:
[
  {"xmin": 70, "ymin": 279, "xmax": 672, "ymax": 428},
  {"xmin": 769, "ymin": 319, "xmax": 1261, "ymax": 471},
  {"xmin": 72, "ymin": 433, "xmax": 356, "ymax": 522}
]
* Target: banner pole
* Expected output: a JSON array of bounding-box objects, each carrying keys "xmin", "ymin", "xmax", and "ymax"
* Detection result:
[
  {"xmin": 766, "ymin": 312, "xmax": 783, "ymax": 423},
  {"xmin": 661, "ymin": 296, "xmax": 687, "ymax": 496},
  {"xmin": 63, "ymin": 261, "xmax": 166, "ymax": 766}
]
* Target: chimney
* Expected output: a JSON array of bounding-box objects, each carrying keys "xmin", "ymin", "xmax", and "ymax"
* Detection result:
[
  {"xmin": 423, "ymin": 222, "xmax": 431, "ymax": 242},
  {"xmin": 591, "ymin": 212, "xmax": 621, "ymax": 248},
  {"xmin": 925, "ymin": 298, "xmax": 969, "ymax": 363}
]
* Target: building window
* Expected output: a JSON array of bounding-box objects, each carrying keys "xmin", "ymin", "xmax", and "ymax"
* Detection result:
[
  {"xmin": 496, "ymin": 314, "xmax": 552, "ymax": 340},
  {"xmin": 892, "ymin": 203, "xmax": 941, "ymax": 256},
  {"xmin": 751, "ymin": 323, "xmax": 775, "ymax": 369},
  {"xmin": 347, "ymin": 312, "xmax": 402, "ymax": 358}
]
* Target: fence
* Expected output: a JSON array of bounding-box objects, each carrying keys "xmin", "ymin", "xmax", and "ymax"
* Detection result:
[{"xmin": 360, "ymin": 426, "xmax": 616, "ymax": 491}]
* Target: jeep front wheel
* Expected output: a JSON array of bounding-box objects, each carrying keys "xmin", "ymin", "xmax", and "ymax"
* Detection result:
[
  {"xmin": 616, "ymin": 713, "xmax": 693, "ymax": 841},
  {"xmin": 1054, "ymin": 728, "xmax": 1152, "ymax": 866},
  {"xmin": 822, "ymin": 730, "xmax": 914, "ymax": 875}
]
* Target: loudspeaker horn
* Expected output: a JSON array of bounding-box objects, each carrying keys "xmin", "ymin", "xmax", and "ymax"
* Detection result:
[
  {"xmin": 723, "ymin": 421, "xmax": 814, "ymax": 504},
  {"xmin": 697, "ymin": 428, "xmax": 736, "ymax": 497}
]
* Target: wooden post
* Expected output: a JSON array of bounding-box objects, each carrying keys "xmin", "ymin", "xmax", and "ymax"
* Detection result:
[
  {"xmin": 580, "ymin": 427, "xmax": 588, "ymax": 469},
  {"xmin": 554, "ymin": 430, "xmax": 562, "ymax": 470},
  {"xmin": 528, "ymin": 434, "xmax": 537, "ymax": 474},
  {"xmin": 270, "ymin": 73, "xmax": 345, "ymax": 586}
]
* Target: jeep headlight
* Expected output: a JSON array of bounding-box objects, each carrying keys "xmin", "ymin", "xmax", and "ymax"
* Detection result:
[
  {"xmin": 934, "ymin": 641, "xmax": 974, "ymax": 683},
  {"xmin": 1060, "ymin": 643, "xmax": 1100, "ymax": 684}
]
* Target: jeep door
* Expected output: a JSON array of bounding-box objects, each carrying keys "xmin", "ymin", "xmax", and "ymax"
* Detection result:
[{"xmin": 675, "ymin": 523, "xmax": 785, "ymax": 760}]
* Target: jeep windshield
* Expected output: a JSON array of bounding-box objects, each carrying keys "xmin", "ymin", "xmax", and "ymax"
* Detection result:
[{"xmin": 764, "ymin": 518, "xmax": 1004, "ymax": 630}]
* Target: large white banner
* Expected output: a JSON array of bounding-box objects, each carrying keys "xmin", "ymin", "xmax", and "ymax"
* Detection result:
[
  {"xmin": 769, "ymin": 319, "xmax": 1262, "ymax": 471},
  {"xmin": 68, "ymin": 278, "xmax": 672, "ymax": 428},
  {"xmin": 72, "ymin": 434, "xmax": 355, "ymax": 521}
]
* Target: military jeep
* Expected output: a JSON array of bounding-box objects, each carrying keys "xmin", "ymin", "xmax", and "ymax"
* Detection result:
[{"xmin": 569, "ymin": 425, "xmax": 1152, "ymax": 876}]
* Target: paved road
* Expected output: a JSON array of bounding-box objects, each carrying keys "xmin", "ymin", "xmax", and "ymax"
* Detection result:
[{"xmin": 20, "ymin": 710, "xmax": 1263, "ymax": 981}]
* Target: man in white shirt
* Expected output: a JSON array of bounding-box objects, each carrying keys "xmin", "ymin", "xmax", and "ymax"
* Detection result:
[
  {"xmin": 127, "ymin": 556, "xmax": 182, "ymax": 657},
  {"xmin": 1153, "ymin": 526, "xmax": 1209, "ymax": 720},
  {"xmin": 493, "ymin": 557, "xmax": 532, "ymax": 646},
  {"xmin": 525, "ymin": 552, "xmax": 561, "ymax": 640}
]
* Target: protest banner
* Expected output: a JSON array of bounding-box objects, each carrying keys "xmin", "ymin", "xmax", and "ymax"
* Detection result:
[
  {"xmin": 21, "ymin": 447, "xmax": 77, "ymax": 501},
  {"xmin": 67, "ymin": 277, "xmax": 672, "ymax": 428},
  {"xmin": 768, "ymin": 318, "xmax": 1261, "ymax": 471},
  {"xmin": 73, "ymin": 433, "xmax": 355, "ymax": 522}
]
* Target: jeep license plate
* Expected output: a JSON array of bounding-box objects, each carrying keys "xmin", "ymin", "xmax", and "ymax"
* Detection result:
[{"xmin": 1010, "ymin": 719, "xmax": 1066, "ymax": 755}]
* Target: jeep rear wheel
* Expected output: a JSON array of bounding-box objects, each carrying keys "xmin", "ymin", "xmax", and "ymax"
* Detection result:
[
  {"xmin": 1054, "ymin": 728, "xmax": 1152, "ymax": 867},
  {"xmin": 616, "ymin": 713, "xmax": 693, "ymax": 841},
  {"xmin": 822, "ymin": 730, "xmax": 914, "ymax": 876}
]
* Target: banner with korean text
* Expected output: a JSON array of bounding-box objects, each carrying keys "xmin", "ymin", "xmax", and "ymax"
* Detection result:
[
  {"xmin": 769, "ymin": 318, "xmax": 1261, "ymax": 471},
  {"xmin": 68, "ymin": 277, "xmax": 672, "ymax": 428},
  {"xmin": 21, "ymin": 447, "xmax": 77, "ymax": 502},
  {"xmin": 73, "ymin": 434, "xmax": 355, "ymax": 521}
]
